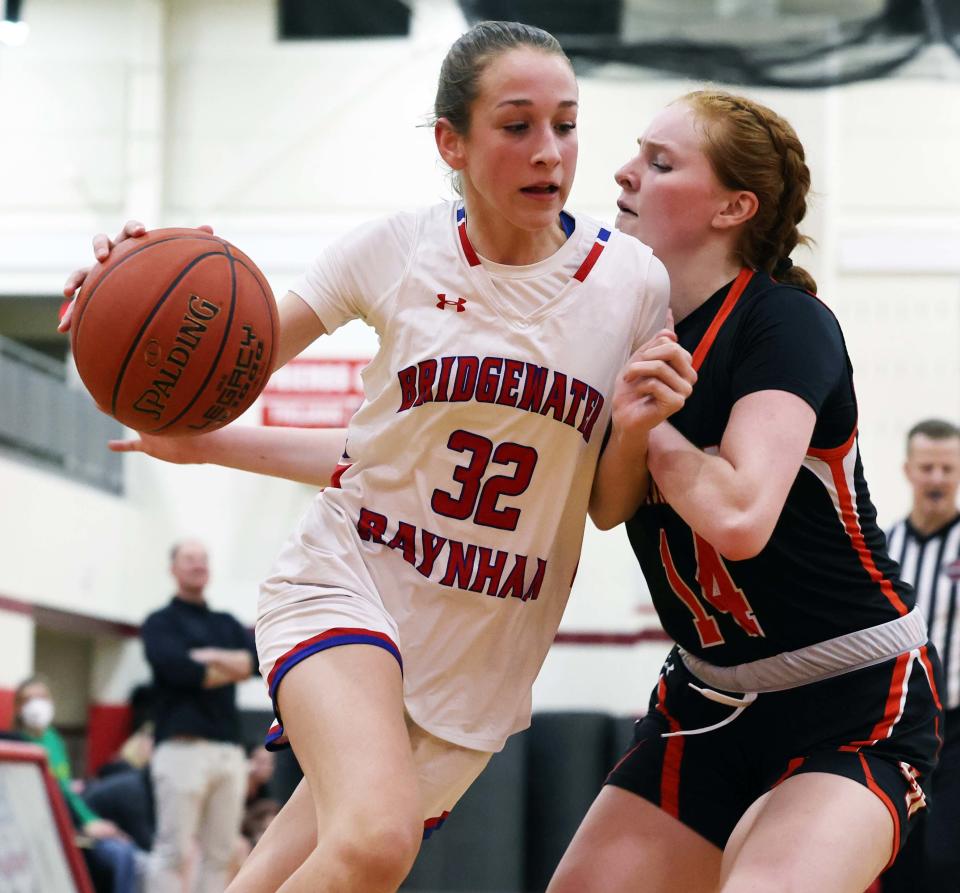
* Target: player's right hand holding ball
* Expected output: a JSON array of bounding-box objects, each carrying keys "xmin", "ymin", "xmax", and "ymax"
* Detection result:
[{"xmin": 57, "ymin": 220, "xmax": 214, "ymax": 332}]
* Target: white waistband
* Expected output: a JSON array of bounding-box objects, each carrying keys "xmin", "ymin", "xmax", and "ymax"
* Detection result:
[{"xmin": 678, "ymin": 609, "xmax": 928, "ymax": 695}]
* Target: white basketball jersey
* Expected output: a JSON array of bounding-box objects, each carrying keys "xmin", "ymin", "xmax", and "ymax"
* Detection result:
[{"xmin": 266, "ymin": 201, "xmax": 664, "ymax": 751}]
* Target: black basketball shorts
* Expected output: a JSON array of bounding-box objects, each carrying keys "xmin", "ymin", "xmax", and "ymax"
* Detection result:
[{"xmin": 607, "ymin": 644, "xmax": 944, "ymax": 867}]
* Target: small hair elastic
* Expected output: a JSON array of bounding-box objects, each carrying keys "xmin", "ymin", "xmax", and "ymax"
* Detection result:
[{"xmin": 773, "ymin": 256, "xmax": 793, "ymax": 276}]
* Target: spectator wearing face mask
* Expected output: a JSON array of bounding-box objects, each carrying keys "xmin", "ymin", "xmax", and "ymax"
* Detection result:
[{"xmin": 13, "ymin": 676, "xmax": 141, "ymax": 893}]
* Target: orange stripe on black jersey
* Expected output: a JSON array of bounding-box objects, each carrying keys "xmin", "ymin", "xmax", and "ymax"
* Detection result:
[
  {"xmin": 808, "ymin": 430, "xmax": 909, "ymax": 617},
  {"xmin": 864, "ymin": 651, "xmax": 912, "ymax": 743},
  {"xmin": 690, "ymin": 267, "xmax": 754, "ymax": 372},
  {"xmin": 655, "ymin": 675, "xmax": 685, "ymax": 818},
  {"xmin": 918, "ymin": 645, "xmax": 943, "ymax": 711},
  {"xmin": 858, "ymin": 752, "xmax": 901, "ymax": 870},
  {"xmin": 773, "ymin": 756, "xmax": 806, "ymax": 787},
  {"xmin": 917, "ymin": 644, "xmax": 944, "ymax": 753}
]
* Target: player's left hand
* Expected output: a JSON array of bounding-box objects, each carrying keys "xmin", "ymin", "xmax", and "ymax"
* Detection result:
[{"xmin": 612, "ymin": 329, "xmax": 696, "ymax": 438}]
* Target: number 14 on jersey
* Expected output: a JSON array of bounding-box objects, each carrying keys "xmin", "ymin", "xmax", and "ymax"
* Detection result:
[{"xmin": 659, "ymin": 530, "xmax": 765, "ymax": 647}]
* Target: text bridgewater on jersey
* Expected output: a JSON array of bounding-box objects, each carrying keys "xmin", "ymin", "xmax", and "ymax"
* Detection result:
[{"xmin": 396, "ymin": 354, "xmax": 605, "ymax": 445}]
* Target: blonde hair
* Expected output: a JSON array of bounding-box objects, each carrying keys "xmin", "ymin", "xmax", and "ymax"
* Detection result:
[{"xmin": 681, "ymin": 90, "xmax": 817, "ymax": 294}]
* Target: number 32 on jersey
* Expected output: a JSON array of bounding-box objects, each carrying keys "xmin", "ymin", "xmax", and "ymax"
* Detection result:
[{"xmin": 659, "ymin": 530, "xmax": 765, "ymax": 647}]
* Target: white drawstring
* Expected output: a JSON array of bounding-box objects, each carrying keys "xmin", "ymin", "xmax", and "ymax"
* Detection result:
[{"xmin": 661, "ymin": 684, "xmax": 758, "ymax": 738}]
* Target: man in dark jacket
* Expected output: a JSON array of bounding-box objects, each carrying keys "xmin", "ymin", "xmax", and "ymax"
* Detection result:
[{"xmin": 142, "ymin": 540, "xmax": 257, "ymax": 893}]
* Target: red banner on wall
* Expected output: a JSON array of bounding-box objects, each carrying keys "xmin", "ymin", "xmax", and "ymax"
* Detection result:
[{"xmin": 260, "ymin": 357, "xmax": 369, "ymax": 428}]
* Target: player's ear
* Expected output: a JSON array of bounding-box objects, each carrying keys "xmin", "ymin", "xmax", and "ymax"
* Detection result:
[
  {"xmin": 435, "ymin": 118, "xmax": 467, "ymax": 171},
  {"xmin": 713, "ymin": 189, "xmax": 759, "ymax": 231}
]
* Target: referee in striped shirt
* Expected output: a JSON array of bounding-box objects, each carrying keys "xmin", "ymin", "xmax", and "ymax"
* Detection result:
[{"xmin": 884, "ymin": 418, "xmax": 960, "ymax": 893}]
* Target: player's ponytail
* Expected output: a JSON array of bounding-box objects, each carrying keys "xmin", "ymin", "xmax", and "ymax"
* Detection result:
[
  {"xmin": 681, "ymin": 91, "xmax": 818, "ymax": 294},
  {"xmin": 433, "ymin": 21, "xmax": 572, "ymax": 195}
]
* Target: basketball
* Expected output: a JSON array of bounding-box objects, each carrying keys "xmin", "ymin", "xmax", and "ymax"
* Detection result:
[{"xmin": 70, "ymin": 228, "xmax": 278, "ymax": 436}]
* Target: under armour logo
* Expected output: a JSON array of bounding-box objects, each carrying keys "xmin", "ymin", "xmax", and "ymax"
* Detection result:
[
  {"xmin": 436, "ymin": 294, "xmax": 467, "ymax": 312},
  {"xmin": 664, "ymin": 660, "xmax": 675, "ymax": 675}
]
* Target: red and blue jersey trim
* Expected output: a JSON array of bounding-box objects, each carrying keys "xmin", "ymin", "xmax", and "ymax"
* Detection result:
[
  {"xmin": 263, "ymin": 627, "xmax": 403, "ymax": 751},
  {"xmin": 456, "ymin": 205, "xmax": 481, "ymax": 267},
  {"xmin": 330, "ymin": 446, "xmax": 352, "ymax": 489},
  {"xmin": 264, "ymin": 722, "xmax": 289, "ymax": 750},
  {"xmin": 423, "ymin": 810, "xmax": 451, "ymax": 840},
  {"xmin": 330, "ymin": 462, "xmax": 352, "ymax": 488},
  {"xmin": 572, "ymin": 226, "xmax": 610, "ymax": 283},
  {"xmin": 456, "ymin": 205, "xmax": 591, "ymax": 274}
]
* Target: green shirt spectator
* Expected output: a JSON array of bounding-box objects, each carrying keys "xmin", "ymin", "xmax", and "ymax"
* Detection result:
[
  {"xmin": 13, "ymin": 676, "xmax": 141, "ymax": 893},
  {"xmin": 21, "ymin": 724, "xmax": 99, "ymax": 827}
]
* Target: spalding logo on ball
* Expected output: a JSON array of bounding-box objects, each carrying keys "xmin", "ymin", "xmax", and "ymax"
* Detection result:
[{"xmin": 70, "ymin": 229, "xmax": 279, "ymax": 436}]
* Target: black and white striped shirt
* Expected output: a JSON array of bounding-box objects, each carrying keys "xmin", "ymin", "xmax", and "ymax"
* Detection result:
[{"xmin": 887, "ymin": 515, "xmax": 960, "ymax": 710}]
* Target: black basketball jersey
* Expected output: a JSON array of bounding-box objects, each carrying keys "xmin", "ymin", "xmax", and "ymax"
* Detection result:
[{"xmin": 626, "ymin": 269, "xmax": 914, "ymax": 665}]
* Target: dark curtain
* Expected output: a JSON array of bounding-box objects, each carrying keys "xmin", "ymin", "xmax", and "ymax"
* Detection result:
[{"xmin": 459, "ymin": 0, "xmax": 959, "ymax": 87}]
